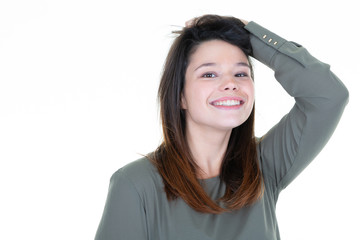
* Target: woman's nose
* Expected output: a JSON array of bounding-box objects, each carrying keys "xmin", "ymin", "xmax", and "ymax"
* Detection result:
[{"xmin": 222, "ymin": 76, "xmax": 238, "ymax": 91}]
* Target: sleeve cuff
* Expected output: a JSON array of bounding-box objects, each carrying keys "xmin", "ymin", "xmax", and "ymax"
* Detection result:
[{"xmin": 244, "ymin": 21, "xmax": 287, "ymax": 66}]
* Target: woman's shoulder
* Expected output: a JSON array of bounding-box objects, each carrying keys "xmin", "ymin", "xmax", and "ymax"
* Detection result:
[{"xmin": 111, "ymin": 155, "xmax": 163, "ymax": 195}]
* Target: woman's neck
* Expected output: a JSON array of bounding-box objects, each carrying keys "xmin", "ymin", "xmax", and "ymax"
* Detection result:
[{"xmin": 185, "ymin": 123, "xmax": 232, "ymax": 179}]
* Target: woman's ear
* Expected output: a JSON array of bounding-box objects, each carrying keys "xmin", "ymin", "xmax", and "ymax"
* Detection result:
[{"xmin": 181, "ymin": 92, "xmax": 188, "ymax": 110}]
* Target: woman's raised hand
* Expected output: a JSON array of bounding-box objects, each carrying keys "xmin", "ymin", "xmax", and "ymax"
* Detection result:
[{"xmin": 185, "ymin": 16, "xmax": 249, "ymax": 28}]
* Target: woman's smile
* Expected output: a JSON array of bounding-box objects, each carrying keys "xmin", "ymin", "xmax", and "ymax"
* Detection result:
[{"xmin": 210, "ymin": 96, "xmax": 245, "ymax": 109}]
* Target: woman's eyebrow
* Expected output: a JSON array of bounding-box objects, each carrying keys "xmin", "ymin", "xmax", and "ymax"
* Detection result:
[
  {"xmin": 236, "ymin": 62, "xmax": 250, "ymax": 68},
  {"xmin": 194, "ymin": 62, "xmax": 216, "ymax": 72},
  {"xmin": 194, "ymin": 62, "xmax": 250, "ymax": 72}
]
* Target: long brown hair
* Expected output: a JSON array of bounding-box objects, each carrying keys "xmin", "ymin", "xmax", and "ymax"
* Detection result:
[{"xmin": 149, "ymin": 15, "xmax": 263, "ymax": 214}]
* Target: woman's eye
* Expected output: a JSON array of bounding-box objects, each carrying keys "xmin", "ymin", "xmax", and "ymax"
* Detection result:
[
  {"xmin": 202, "ymin": 73, "xmax": 216, "ymax": 78},
  {"xmin": 235, "ymin": 72, "xmax": 248, "ymax": 77}
]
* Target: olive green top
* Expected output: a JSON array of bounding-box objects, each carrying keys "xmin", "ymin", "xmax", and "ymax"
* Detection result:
[{"xmin": 95, "ymin": 22, "xmax": 349, "ymax": 240}]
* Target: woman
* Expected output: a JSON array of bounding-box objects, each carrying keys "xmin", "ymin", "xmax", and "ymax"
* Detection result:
[{"xmin": 95, "ymin": 15, "xmax": 348, "ymax": 239}]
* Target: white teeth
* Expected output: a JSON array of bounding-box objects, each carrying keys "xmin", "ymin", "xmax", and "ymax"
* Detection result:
[{"xmin": 213, "ymin": 100, "xmax": 242, "ymax": 106}]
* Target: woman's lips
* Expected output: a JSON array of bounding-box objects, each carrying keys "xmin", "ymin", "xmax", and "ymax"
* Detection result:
[{"xmin": 210, "ymin": 97, "xmax": 245, "ymax": 109}]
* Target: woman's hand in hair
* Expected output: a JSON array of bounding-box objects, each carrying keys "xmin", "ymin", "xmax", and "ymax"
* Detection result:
[
  {"xmin": 239, "ymin": 19, "xmax": 249, "ymax": 25},
  {"xmin": 185, "ymin": 16, "xmax": 249, "ymax": 28},
  {"xmin": 185, "ymin": 18, "xmax": 196, "ymax": 28}
]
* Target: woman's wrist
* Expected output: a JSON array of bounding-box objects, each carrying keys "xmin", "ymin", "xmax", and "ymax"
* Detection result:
[{"xmin": 240, "ymin": 19, "xmax": 249, "ymax": 26}]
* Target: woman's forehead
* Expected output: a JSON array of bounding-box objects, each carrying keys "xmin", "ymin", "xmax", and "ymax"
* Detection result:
[{"xmin": 187, "ymin": 40, "xmax": 249, "ymax": 68}]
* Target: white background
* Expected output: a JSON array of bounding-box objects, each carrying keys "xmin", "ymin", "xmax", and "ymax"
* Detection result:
[{"xmin": 0, "ymin": 0, "xmax": 359, "ymax": 239}]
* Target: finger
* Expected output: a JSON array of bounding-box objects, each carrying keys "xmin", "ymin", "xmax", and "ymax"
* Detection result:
[{"xmin": 185, "ymin": 18, "xmax": 196, "ymax": 27}]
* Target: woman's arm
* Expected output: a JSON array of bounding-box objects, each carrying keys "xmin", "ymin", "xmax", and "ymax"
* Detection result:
[
  {"xmin": 244, "ymin": 22, "xmax": 349, "ymax": 191},
  {"xmin": 95, "ymin": 169, "xmax": 148, "ymax": 240}
]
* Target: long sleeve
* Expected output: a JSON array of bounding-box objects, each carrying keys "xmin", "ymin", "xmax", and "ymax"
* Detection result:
[
  {"xmin": 95, "ymin": 169, "xmax": 148, "ymax": 240},
  {"xmin": 245, "ymin": 22, "xmax": 349, "ymax": 192}
]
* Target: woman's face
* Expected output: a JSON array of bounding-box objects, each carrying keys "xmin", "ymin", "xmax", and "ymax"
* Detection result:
[{"xmin": 182, "ymin": 40, "xmax": 254, "ymax": 132}]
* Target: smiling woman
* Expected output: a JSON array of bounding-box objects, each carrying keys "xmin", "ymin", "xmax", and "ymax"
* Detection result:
[
  {"xmin": 95, "ymin": 15, "xmax": 349, "ymax": 240},
  {"xmin": 154, "ymin": 17, "xmax": 262, "ymax": 212},
  {"xmin": 182, "ymin": 40, "xmax": 255, "ymax": 133}
]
